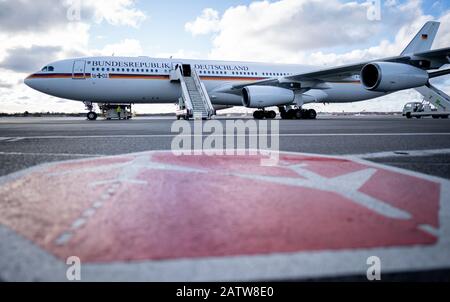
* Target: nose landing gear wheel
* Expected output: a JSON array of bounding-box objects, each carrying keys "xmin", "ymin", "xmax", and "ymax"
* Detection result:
[{"xmin": 87, "ymin": 111, "xmax": 98, "ymax": 121}]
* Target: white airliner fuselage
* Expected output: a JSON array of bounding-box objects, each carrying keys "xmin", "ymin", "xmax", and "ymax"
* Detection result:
[{"xmin": 24, "ymin": 57, "xmax": 383, "ymax": 106}]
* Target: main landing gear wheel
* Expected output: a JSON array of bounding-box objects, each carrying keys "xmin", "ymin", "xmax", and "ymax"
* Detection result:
[
  {"xmin": 264, "ymin": 110, "xmax": 277, "ymax": 119},
  {"xmin": 87, "ymin": 111, "xmax": 98, "ymax": 121},
  {"xmin": 307, "ymin": 109, "xmax": 317, "ymax": 120},
  {"xmin": 287, "ymin": 109, "xmax": 297, "ymax": 119},
  {"xmin": 253, "ymin": 110, "xmax": 276, "ymax": 119},
  {"xmin": 281, "ymin": 108, "xmax": 317, "ymax": 120}
]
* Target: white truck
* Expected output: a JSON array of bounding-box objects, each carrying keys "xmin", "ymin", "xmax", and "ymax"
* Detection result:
[{"xmin": 402, "ymin": 102, "xmax": 449, "ymax": 119}]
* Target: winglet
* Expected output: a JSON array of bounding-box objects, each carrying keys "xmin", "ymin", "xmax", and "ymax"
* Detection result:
[{"xmin": 401, "ymin": 21, "xmax": 440, "ymax": 56}]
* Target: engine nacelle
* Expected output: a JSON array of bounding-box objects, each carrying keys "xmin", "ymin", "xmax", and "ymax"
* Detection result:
[
  {"xmin": 242, "ymin": 86, "xmax": 294, "ymax": 108},
  {"xmin": 360, "ymin": 62, "xmax": 429, "ymax": 92}
]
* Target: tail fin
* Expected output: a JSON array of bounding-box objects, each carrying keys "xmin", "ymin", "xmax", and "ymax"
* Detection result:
[{"xmin": 400, "ymin": 21, "xmax": 440, "ymax": 56}]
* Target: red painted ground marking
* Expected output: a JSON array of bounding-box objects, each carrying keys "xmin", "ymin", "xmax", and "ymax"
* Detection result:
[{"xmin": 0, "ymin": 152, "xmax": 441, "ymax": 263}]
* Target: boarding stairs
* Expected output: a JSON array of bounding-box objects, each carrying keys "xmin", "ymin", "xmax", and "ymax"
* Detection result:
[
  {"xmin": 170, "ymin": 65, "xmax": 215, "ymax": 120},
  {"xmin": 415, "ymin": 84, "xmax": 450, "ymax": 112}
]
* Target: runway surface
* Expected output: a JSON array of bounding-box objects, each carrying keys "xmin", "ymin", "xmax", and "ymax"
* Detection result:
[
  {"xmin": 1, "ymin": 115, "xmax": 450, "ymax": 282},
  {"xmin": 1, "ymin": 116, "xmax": 450, "ymax": 179}
]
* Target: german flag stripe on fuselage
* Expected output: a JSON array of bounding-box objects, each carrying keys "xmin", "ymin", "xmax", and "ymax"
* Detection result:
[{"xmin": 27, "ymin": 73, "xmax": 92, "ymax": 79}]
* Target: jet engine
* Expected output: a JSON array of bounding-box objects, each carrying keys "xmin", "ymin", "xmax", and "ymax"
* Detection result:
[
  {"xmin": 360, "ymin": 62, "xmax": 429, "ymax": 92},
  {"xmin": 242, "ymin": 86, "xmax": 294, "ymax": 108}
]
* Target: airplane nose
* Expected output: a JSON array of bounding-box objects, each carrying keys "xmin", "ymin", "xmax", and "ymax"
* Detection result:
[{"xmin": 24, "ymin": 75, "xmax": 32, "ymax": 87}]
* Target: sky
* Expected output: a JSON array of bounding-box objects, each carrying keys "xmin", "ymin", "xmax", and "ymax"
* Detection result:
[{"xmin": 0, "ymin": 0, "xmax": 450, "ymax": 113}]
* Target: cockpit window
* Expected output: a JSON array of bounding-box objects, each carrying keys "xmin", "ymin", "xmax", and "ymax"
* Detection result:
[{"xmin": 40, "ymin": 66, "xmax": 54, "ymax": 72}]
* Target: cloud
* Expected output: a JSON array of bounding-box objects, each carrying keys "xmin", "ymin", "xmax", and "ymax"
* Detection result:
[
  {"xmin": 94, "ymin": 39, "xmax": 144, "ymax": 57},
  {"xmin": 0, "ymin": 45, "xmax": 62, "ymax": 73},
  {"xmin": 155, "ymin": 49, "xmax": 203, "ymax": 60},
  {"xmin": 185, "ymin": 8, "xmax": 220, "ymax": 36},
  {"xmin": 85, "ymin": 0, "xmax": 147, "ymax": 28},
  {"xmin": 0, "ymin": 0, "xmax": 148, "ymax": 113},
  {"xmin": 0, "ymin": 80, "xmax": 13, "ymax": 89},
  {"xmin": 0, "ymin": 0, "xmax": 147, "ymax": 32},
  {"xmin": 192, "ymin": 0, "xmax": 432, "ymax": 63},
  {"xmin": 0, "ymin": 0, "xmax": 78, "ymax": 32}
]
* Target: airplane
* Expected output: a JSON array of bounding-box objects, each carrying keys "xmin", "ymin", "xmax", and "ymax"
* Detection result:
[{"xmin": 24, "ymin": 21, "xmax": 450, "ymax": 121}]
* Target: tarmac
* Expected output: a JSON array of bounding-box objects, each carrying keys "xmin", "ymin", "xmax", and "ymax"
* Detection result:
[
  {"xmin": 1, "ymin": 115, "xmax": 450, "ymax": 179},
  {"xmin": 0, "ymin": 115, "xmax": 450, "ymax": 281}
]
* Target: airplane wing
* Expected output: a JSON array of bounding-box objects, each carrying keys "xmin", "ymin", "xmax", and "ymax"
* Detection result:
[
  {"xmin": 227, "ymin": 55, "xmax": 407, "ymax": 91},
  {"xmin": 228, "ymin": 49, "xmax": 450, "ymax": 91},
  {"xmin": 413, "ymin": 47, "xmax": 450, "ymax": 59}
]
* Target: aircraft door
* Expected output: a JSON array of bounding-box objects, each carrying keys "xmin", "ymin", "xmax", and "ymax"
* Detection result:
[
  {"xmin": 72, "ymin": 60, "xmax": 86, "ymax": 79},
  {"xmin": 171, "ymin": 62, "xmax": 183, "ymax": 74}
]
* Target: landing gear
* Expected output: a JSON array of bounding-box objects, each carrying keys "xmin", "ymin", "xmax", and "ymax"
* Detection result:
[
  {"xmin": 278, "ymin": 106, "xmax": 317, "ymax": 120},
  {"xmin": 265, "ymin": 110, "xmax": 277, "ymax": 119},
  {"xmin": 84, "ymin": 101, "xmax": 98, "ymax": 121},
  {"xmin": 253, "ymin": 110, "xmax": 276, "ymax": 120},
  {"xmin": 306, "ymin": 109, "xmax": 317, "ymax": 119},
  {"xmin": 87, "ymin": 111, "xmax": 98, "ymax": 121}
]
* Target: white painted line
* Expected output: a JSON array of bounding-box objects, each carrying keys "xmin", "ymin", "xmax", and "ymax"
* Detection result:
[
  {"xmin": 54, "ymin": 232, "xmax": 72, "ymax": 246},
  {"xmin": 419, "ymin": 225, "xmax": 440, "ymax": 237},
  {"xmin": 355, "ymin": 148, "xmax": 450, "ymax": 159},
  {"xmin": 71, "ymin": 218, "xmax": 86, "ymax": 230},
  {"xmin": 0, "ymin": 133, "xmax": 450, "ymax": 141},
  {"xmin": 93, "ymin": 202, "xmax": 103, "ymax": 208},
  {"xmin": 6, "ymin": 138, "xmax": 24, "ymax": 142},
  {"xmin": 0, "ymin": 151, "xmax": 105, "ymax": 157},
  {"xmin": 82, "ymin": 208, "xmax": 96, "ymax": 218}
]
